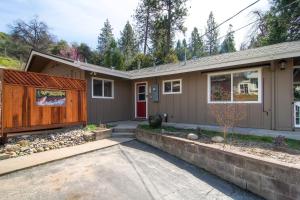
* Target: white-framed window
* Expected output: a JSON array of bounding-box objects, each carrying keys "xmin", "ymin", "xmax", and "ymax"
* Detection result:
[
  {"xmin": 92, "ymin": 77, "xmax": 114, "ymax": 99},
  {"xmin": 207, "ymin": 68, "xmax": 262, "ymax": 103},
  {"xmin": 162, "ymin": 79, "xmax": 182, "ymax": 94}
]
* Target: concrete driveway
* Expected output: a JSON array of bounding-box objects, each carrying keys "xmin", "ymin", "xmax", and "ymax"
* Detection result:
[{"xmin": 0, "ymin": 140, "xmax": 262, "ymax": 200}]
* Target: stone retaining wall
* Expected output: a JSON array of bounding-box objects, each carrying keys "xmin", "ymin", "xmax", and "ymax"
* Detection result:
[{"xmin": 136, "ymin": 129, "xmax": 300, "ymax": 200}]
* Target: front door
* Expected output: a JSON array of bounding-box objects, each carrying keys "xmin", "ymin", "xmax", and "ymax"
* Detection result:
[{"xmin": 136, "ymin": 83, "xmax": 147, "ymax": 118}]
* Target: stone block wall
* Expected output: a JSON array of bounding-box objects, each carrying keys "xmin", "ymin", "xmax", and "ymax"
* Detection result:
[{"xmin": 136, "ymin": 129, "xmax": 300, "ymax": 200}]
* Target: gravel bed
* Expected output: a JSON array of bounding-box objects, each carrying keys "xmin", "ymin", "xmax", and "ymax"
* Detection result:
[
  {"xmin": 0, "ymin": 128, "xmax": 94, "ymax": 160},
  {"xmin": 164, "ymin": 132, "xmax": 300, "ymax": 164}
]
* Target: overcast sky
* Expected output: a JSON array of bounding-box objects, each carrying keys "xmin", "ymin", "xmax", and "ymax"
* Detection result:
[{"xmin": 0, "ymin": 0, "xmax": 270, "ymax": 50}]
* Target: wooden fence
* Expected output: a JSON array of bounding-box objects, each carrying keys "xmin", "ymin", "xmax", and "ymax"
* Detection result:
[{"xmin": 0, "ymin": 69, "xmax": 87, "ymax": 143}]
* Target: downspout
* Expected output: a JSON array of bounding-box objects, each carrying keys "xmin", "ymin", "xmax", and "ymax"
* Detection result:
[{"xmin": 271, "ymin": 61, "xmax": 276, "ymax": 130}]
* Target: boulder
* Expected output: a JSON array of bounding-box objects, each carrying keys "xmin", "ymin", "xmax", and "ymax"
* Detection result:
[
  {"xmin": 37, "ymin": 147, "xmax": 44, "ymax": 152},
  {"xmin": 5, "ymin": 144, "xmax": 21, "ymax": 152},
  {"xmin": 187, "ymin": 133, "xmax": 199, "ymax": 140},
  {"xmin": 20, "ymin": 147, "xmax": 30, "ymax": 152},
  {"xmin": 0, "ymin": 153, "xmax": 10, "ymax": 160},
  {"xmin": 18, "ymin": 140, "xmax": 30, "ymax": 147},
  {"xmin": 83, "ymin": 132, "xmax": 95, "ymax": 142},
  {"xmin": 211, "ymin": 136, "xmax": 224, "ymax": 143}
]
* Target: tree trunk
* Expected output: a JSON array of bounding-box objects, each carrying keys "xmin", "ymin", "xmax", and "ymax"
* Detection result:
[
  {"xmin": 166, "ymin": 0, "xmax": 172, "ymax": 55},
  {"xmin": 144, "ymin": 7, "xmax": 150, "ymax": 55}
]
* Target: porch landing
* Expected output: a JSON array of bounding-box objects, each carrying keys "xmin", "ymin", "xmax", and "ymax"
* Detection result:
[{"xmin": 107, "ymin": 121, "xmax": 300, "ymax": 140}]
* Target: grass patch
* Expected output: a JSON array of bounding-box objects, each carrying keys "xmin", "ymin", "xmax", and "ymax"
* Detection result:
[
  {"xmin": 138, "ymin": 124, "xmax": 300, "ymax": 150},
  {"xmin": 0, "ymin": 56, "xmax": 22, "ymax": 69},
  {"xmin": 85, "ymin": 124, "xmax": 97, "ymax": 131}
]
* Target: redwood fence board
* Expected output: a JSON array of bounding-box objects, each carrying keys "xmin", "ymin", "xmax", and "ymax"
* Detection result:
[{"xmin": 0, "ymin": 69, "xmax": 87, "ymax": 141}]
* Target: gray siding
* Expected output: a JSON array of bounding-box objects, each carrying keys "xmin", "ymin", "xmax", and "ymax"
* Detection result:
[
  {"xmin": 133, "ymin": 64, "xmax": 296, "ymax": 130},
  {"xmin": 86, "ymin": 72, "xmax": 133, "ymax": 124}
]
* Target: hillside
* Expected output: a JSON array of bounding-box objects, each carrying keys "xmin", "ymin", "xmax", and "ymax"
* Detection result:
[{"xmin": 0, "ymin": 56, "xmax": 22, "ymax": 69}]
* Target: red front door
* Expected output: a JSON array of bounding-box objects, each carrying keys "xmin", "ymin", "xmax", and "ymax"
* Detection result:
[{"xmin": 136, "ymin": 83, "xmax": 147, "ymax": 118}]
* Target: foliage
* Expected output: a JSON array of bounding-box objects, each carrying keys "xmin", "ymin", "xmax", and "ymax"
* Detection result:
[
  {"xmin": 209, "ymin": 90, "xmax": 246, "ymax": 143},
  {"xmin": 189, "ymin": 27, "xmax": 205, "ymax": 58},
  {"xmin": 134, "ymin": 0, "xmax": 188, "ymax": 63},
  {"xmin": 119, "ymin": 21, "xmax": 139, "ymax": 66},
  {"xmin": 134, "ymin": 0, "xmax": 159, "ymax": 54},
  {"xmin": 129, "ymin": 53, "xmax": 154, "ymax": 70},
  {"xmin": 0, "ymin": 32, "xmax": 29, "ymax": 62},
  {"xmin": 205, "ymin": 12, "xmax": 219, "ymax": 55},
  {"xmin": 220, "ymin": 24, "xmax": 236, "ymax": 53},
  {"xmin": 248, "ymin": 0, "xmax": 300, "ymax": 48},
  {"xmin": 139, "ymin": 124, "xmax": 300, "ymax": 150},
  {"xmin": 163, "ymin": 51, "xmax": 179, "ymax": 64},
  {"xmin": 9, "ymin": 16, "xmax": 54, "ymax": 52},
  {"xmin": 148, "ymin": 114, "xmax": 163, "ymax": 128},
  {"xmin": 97, "ymin": 19, "xmax": 114, "ymax": 55},
  {"xmin": 85, "ymin": 124, "xmax": 97, "ymax": 131},
  {"xmin": 0, "ymin": 56, "xmax": 22, "ymax": 69}
]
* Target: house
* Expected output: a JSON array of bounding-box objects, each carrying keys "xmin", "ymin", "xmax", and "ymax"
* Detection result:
[{"xmin": 25, "ymin": 41, "xmax": 300, "ymax": 131}]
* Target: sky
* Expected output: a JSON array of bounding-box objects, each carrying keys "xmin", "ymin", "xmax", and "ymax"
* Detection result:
[{"xmin": 0, "ymin": 0, "xmax": 270, "ymax": 50}]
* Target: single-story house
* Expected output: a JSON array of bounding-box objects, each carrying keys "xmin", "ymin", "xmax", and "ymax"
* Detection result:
[{"xmin": 25, "ymin": 41, "xmax": 300, "ymax": 131}]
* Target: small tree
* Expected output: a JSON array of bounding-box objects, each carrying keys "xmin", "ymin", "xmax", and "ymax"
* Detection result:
[{"xmin": 209, "ymin": 89, "xmax": 246, "ymax": 144}]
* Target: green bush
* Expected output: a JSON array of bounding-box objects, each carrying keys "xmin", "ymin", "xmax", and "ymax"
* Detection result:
[
  {"xmin": 148, "ymin": 114, "xmax": 162, "ymax": 128},
  {"xmin": 85, "ymin": 124, "xmax": 97, "ymax": 131},
  {"xmin": 0, "ymin": 56, "xmax": 22, "ymax": 69}
]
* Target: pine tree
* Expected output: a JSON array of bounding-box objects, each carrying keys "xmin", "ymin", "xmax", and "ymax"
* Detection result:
[
  {"xmin": 134, "ymin": 0, "xmax": 158, "ymax": 55},
  {"xmin": 205, "ymin": 12, "xmax": 219, "ymax": 55},
  {"xmin": 159, "ymin": 0, "xmax": 189, "ymax": 55},
  {"xmin": 220, "ymin": 24, "xmax": 236, "ymax": 53},
  {"xmin": 97, "ymin": 19, "xmax": 114, "ymax": 55},
  {"xmin": 119, "ymin": 21, "xmax": 138, "ymax": 67},
  {"xmin": 189, "ymin": 27, "xmax": 204, "ymax": 58}
]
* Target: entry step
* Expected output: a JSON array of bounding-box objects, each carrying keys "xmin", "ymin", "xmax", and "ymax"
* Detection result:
[{"xmin": 111, "ymin": 132, "xmax": 135, "ymax": 138}]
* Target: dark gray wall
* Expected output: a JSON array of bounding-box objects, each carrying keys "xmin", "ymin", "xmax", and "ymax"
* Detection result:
[
  {"xmin": 86, "ymin": 72, "xmax": 133, "ymax": 124},
  {"xmin": 133, "ymin": 60, "xmax": 295, "ymax": 130}
]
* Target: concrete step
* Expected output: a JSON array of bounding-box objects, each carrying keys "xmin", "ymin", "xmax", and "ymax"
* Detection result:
[
  {"xmin": 113, "ymin": 128, "xmax": 136, "ymax": 133},
  {"xmin": 111, "ymin": 132, "xmax": 135, "ymax": 138}
]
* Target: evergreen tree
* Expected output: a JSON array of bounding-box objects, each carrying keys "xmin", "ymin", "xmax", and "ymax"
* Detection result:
[
  {"xmin": 134, "ymin": 0, "xmax": 158, "ymax": 54},
  {"xmin": 97, "ymin": 19, "xmax": 114, "ymax": 55},
  {"xmin": 175, "ymin": 40, "xmax": 184, "ymax": 61},
  {"xmin": 159, "ymin": 0, "xmax": 189, "ymax": 55},
  {"xmin": 220, "ymin": 24, "xmax": 236, "ymax": 53},
  {"xmin": 248, "ymin": 0, "xmax": 300, "ymax": 48},
  {"xmin": 119, "ymin": 21, "xmax": 138, "ymax": 67},
  {"xmin": 205, "ymin": 12, "xmax": 219, "ymax": 55},
  {"xmin": 189, "ymin": 27, "xmax": 204, "ymax": 58}
]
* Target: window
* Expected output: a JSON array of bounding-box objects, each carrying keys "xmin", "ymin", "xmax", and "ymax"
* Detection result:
[
  {"xmin": 92, "ymin": 78, "xmax": 114, "ymax": 98},
  {"xmin": 208, "ymin": 68, "xmax": 261, "ymax": 103},
  {"xmin": 163, "ymin": 79, "xmax": 182, "ymax": 94}
]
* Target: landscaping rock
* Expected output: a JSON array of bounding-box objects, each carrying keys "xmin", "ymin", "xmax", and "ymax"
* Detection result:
[
  {"xmin": 0, "ymin": 153, "xmax": 10, "ymax": 160},
  {"xmin": 0, "ymin": 128, "xmax": 93, "ymax": 160},
  {"xmin": 20, "ymin": 147, "xmax": 30, "ymax": 152},
  {"xmin": 211, "ymin": 136, "xmax": 224, "ymax": 143},
  {"xmin": 17, "ymin": 140, "xmax": 30, "ymax": 147},
  {"xmin": 83, "ymin": 132, "xmax": 95, "ymax": 141},
  {"xmin": 5, "ymin": 144, "xmax": 21, "ymax": 152},
  {"xmin": 187, "ymin": 133, "xmax": 199, "ymax": 140},
  {"xmin": 37, "ymin": 147, "xmax": 44, "ymax": 152}
]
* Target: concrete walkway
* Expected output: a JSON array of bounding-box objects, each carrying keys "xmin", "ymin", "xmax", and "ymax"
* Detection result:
[
  {"xmin": 0, "ymin": 137, "xmax": 133, "ymax": 176},
  {"xmin": 0, "ymin": 140, "xmax": 262, "ymax": 200},
  {"xmin": 163, "ymin": 122, "xmax": 300, "ymax": 140}
]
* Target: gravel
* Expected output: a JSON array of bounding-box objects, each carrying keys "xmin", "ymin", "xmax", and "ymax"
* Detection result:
[{"xmin": 0, "ymin": 128, "xmax": 95, "ymax": 160}]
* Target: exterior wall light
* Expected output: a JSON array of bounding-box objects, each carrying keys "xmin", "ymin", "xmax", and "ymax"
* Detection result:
[{"xmin": 280, "ymin": 60, "xmax": 287, "ymax": 70}]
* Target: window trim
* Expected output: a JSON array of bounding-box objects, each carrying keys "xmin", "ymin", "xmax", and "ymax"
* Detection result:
[
  {"xmin": 207, "ymin": 68, "xmax": 262, "ymax": 104},
  {"xmin": 162, "ymin": 79, "xmax": 182, "ymax": 94},
  {"xmin": 92, "ymin": 77, "xmax": 114, "ymax": 99}
]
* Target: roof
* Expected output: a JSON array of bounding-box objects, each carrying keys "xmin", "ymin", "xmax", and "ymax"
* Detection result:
[
  {"xmin": 25, "ymin": 41, "xmax": 300, "ymax": 79},
  {"xmin": 24, "ymin": 50, "xmax": 130, "ymax": 79}
]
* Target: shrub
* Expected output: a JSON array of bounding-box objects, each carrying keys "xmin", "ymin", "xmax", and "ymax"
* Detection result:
[{"xmin": 148, "ymin": 114, "xmax": 162, "ymax": 128}]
